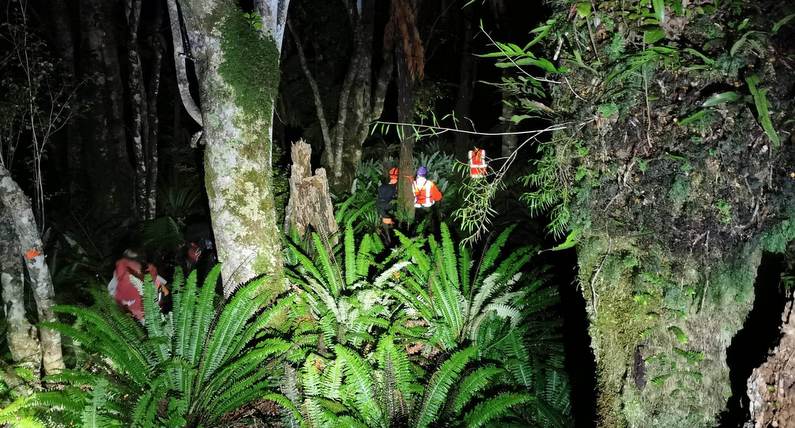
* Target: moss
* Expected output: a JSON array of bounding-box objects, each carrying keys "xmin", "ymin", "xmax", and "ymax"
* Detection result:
[
  {"xmin": 219, "ymin": 9, "xmax": 280, "ymax": 130},
  {"xmin": 762, "ymin": 214, "xmax": 795, "ymax": 253}
]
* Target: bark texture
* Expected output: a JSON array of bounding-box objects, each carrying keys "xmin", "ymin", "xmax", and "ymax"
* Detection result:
[
  {"xmin": 0, "ymin": 211, "xmax": 41, "ymax": 372},
  {"xmin": 283, "ymin": 140, "xmax": 338, "ymax": 239},
  {"xmin": 747, "ymin": 297, "xmax": 795, "ymax": 428},
  {"xmin": 0, "ymin": 165, "xmax": 63, "ymax": 374},
  {"xmin": 181, "ymin": 0, "xmax": 289, "ymax": 293}
]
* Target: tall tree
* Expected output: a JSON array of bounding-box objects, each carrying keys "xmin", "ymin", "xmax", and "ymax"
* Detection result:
[
  {"xmin": 287, "ymin": 0, "xmax": 394, "ymax": 193},
  {"xmin": 178, "ymin": 0, "xmax": 289, "ymax": 293}
]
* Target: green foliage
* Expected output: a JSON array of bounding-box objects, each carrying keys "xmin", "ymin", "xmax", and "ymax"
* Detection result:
[
  {"xmin": 745, "ymin": 74, "xmax": 780, "ymax": 147},
  {"xmin": 13, "ymin": 267, "xmax": 293, "ymax": 427}
]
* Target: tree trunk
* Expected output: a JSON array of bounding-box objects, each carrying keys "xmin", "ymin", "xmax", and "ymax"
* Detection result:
[
  {"xmin": 146, "ymin": 1, "xmax": 165, "ymax": 219},
  {"xmin": 49, "ymin": 0, "xmax": 84, "ymax": 208},
  {"xmin": 78, "ymin": 0, "xmax": 134, "ymax": 248},
  {"xmin": 283, "ymin": 140, "xmax": 337, "ymax": 239},
  {"xmin": 125, "ymin": 0, "xmax": 151, "ymax": 221},
  {"xmin": 453, "ymin": 7, "xmax": 475, "ymax": 156},
  {"xmin": 0, "ymin": 165, "xmax": 63, "ymax": 375},
  {"xmin": 180, "ymin": 0, "xmax": 289, "ymax": 294},
  {"xmin": 541, "ymin": 1, "xmax": 795, "ymax": 425},
  {"xmin": 500, "ymin": 99, "xmax": 517, "ymax": 158},
  {"xmin": 748, "ymin": 290, "xmax": 795, "ymax": 427},
  {"xmin": 395, "ymin": 43, "xmax": 416, "ymax": 221},
  {"xmin": 0, "ymin": 211, "xmax": 41, "ymax": 373}
]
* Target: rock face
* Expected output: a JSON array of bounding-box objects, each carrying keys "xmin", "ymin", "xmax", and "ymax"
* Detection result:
[{"xmin": 747, "ymin": 298, "xmax": 795, "ymax": 428}]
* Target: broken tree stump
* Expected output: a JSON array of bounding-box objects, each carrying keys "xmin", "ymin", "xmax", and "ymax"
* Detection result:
[{"xmin": 284, "ymin": 140, "xmax": 338, "ymax": 240}]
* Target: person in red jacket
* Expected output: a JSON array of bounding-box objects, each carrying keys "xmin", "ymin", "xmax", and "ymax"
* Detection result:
[{"xmin": 108, "ymin": 249, "xmax": 167, "ymax": 321}]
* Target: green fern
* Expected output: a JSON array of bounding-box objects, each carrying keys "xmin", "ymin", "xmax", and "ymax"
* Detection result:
[{"xmin": 21, "ymin": 266, "xmax": 293, "ymax": 427}]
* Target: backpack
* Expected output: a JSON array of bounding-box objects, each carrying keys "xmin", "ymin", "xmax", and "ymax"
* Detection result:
[{"xmin": 429, "ymin": 182, "xmax": 443, "ymax": 202}]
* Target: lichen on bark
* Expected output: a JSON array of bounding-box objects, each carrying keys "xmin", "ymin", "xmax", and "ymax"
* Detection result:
[{"xmin": 182, "ymin": 1, "xmax": 286, "ymax": 295}]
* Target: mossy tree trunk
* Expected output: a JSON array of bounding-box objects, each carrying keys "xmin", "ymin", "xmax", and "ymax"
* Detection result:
[
  {"xmin": 533, "ymin": 1, "xmax": 795, "ymax": 425},
  {"xmin": 180, "ymin": 0, "xmax": 289, "ymax": 294}
]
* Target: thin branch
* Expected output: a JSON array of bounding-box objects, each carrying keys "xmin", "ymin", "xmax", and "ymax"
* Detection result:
[
  {"xmin": 374, "ymin": 120, "xmax": 570, "ymax": 137},
  {"xmin": 288, "ymin": 22, "xmax": 332, "ymax": 149}
]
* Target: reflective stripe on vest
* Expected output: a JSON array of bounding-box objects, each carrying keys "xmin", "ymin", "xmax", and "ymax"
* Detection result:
[
  {"xmin": 413, "ymin": 178, "xmax": 433, "ymax": 206},
  {"xmin": 468, "ymin": 149, "xmax": 487, "ymax": 177}
]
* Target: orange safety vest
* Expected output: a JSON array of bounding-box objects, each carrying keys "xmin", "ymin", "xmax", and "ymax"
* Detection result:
[
  {"xmin": 468, "ymin": 148, "xmax": 487, "ymax": 178},
  {"xmin": 413, "ymin": 177, "xmax": 442, "ymax": 207}
]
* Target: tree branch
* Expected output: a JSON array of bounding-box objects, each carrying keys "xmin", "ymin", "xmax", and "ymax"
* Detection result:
[{"xmin": 288, "ymin": 22, "xmax": 332, "ymax": 150}]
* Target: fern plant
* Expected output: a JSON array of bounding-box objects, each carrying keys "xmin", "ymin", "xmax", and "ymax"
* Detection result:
[
  {"xmin": 10, "ymin": 266, "xmax": 294, "ymax": 427},
  {"xmin": 272, "ymin": 334, "xmax": 535, "ymax": 428},
  {"xmin": 285, "ymin": 227, "xmax": 410, "ymax": 349},
  {"xmin": 390, "ymin": 223, "xmax": 532, "ymax": 351}
]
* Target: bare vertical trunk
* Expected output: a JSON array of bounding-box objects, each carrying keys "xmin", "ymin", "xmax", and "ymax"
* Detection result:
[
  {"xmin": 146, "ymin": 2, "xmax": 165, "ymax": 219},
  {"xmin": 290, "ymin": 0, "xmax": 393, "ymax": 193},
  {"xmin": 181, "ymin": 0, "xmax": 289, "ymax": 293},
  {"xmin": 0, "ymin": 212, "xmax": 41, "ymax": 372},
  {"xmin": 125, "ymin": 0, "xmax": 150, "ymax": 221},
  {"xmin": 396, "ymin": 43, "xmax": 415, "ymax": 220},
  {"xmin": 0, "ymin": 165, "xmax": 63, "ymax": 375},
  {"xmin": 49, "ymin": 0, "xmax": 84, "ymax": 207}
]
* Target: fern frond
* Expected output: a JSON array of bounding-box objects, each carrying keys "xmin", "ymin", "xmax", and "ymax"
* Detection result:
[
  {"xmin": 414, "ymin": 346, "xmax": 476, "ymax": 428},
  {"xmin": 334, "ymin": 345, "xmax": 383, "ymax": 425},
  {"xmin": 263, "ymin": 393, "xmax": 305, "ymax": 427},
  {"xmin": 463, "ymin": 392, "xmax": 534, "ymax": 427},
  {"xmin": 312, "ymin": 233, "xmax": 343, "ymax": 297},
  {"xmin": 344, "ymin": 226, "xmax": 357, "ymax": 287},
  {"xmin": 451, "ymin": 365, "xmax": 505, "ymax": 415},
  {"xmin": 176, "ymin": 269, "xmax": 199, "ymax": 361},
  {"xmin": 188, "ymin": 265, "xmax": 220, "ymax": 365}
]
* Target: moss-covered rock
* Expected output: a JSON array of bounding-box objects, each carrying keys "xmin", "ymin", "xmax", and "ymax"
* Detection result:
[{"xmin": 535, "ymin": 0, "xmax": 795, "ymax": 425}]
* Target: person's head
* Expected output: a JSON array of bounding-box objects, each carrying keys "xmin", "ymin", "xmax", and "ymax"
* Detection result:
[
  {"xmin": 416, "ymin": 166, "xmax": 428, "ymax": 178},
  {"xmin": 388, "ymin": 167, "xmax": 399, "ymax": 184}
]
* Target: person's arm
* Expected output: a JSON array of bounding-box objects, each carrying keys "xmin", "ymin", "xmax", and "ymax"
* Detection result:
[{"xmin": 424, "ymin": 181, "xmax": 433, "ymax": 207}]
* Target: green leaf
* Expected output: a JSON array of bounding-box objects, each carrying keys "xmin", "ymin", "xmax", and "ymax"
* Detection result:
[
  {"xmin": 550, "ymin": 228, "xmax": 580, "ymax": 251},
  {"xmin": 597, "ymin": 103, "xmax": 619, "ymax": 118},
  {"xmin": 575, "ymin": 2, "xmax": 591, "ymax": 18},
  {"xmin": 510, "ymin": 114, "xmax": 532, "ymax": 124},
  {"xmin": 746, "ymin": 75, "xmax": 780, "ymax": 147},
  {"xmin": 702, "ymin": 91, "xmax": 740, "ymax": 107},
  {"xmin": 677, "ymin": 109, "xmax": 708, "ymax": 126},
  {"xmin": 653, "ymin": 0, "xmax": 665, "ymax": 23},
  {"xmin": 772, "ymin": 13, "xmax": 795, "ymax": 33},
  {"xmin": 668, "ymin": 325, "xmax": 688, "ymax": 344},
  {"xmin": 644, "ymin": 28, "xmax": 665, "ymax": 44}
]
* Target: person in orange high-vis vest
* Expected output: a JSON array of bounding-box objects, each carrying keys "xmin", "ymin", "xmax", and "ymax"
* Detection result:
[
  {"xmin": 468, "ymin": 147, "xmax": 487, "ymax": 178},
  {"xmin": 413, "ymin": 166, "xmax": 442, "ymax": 208}
]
